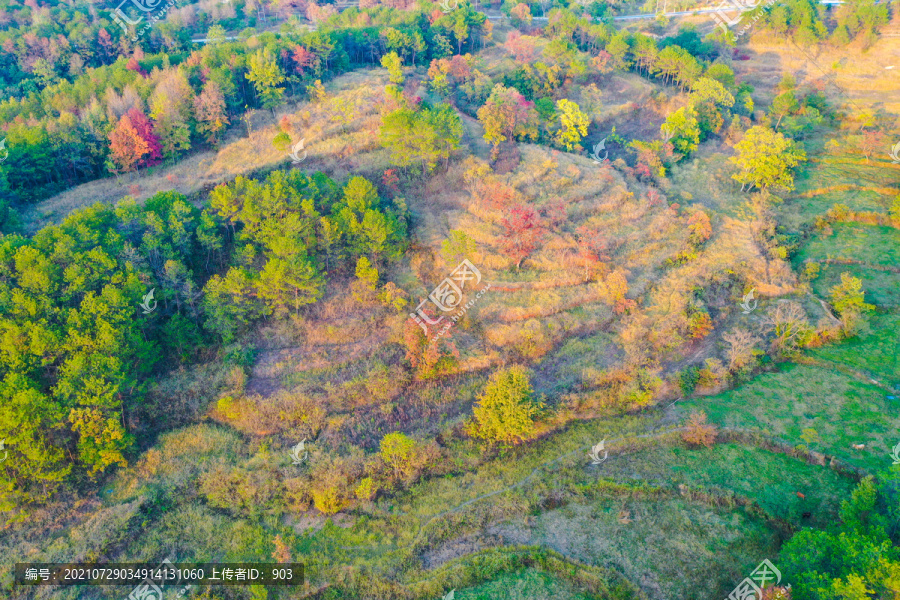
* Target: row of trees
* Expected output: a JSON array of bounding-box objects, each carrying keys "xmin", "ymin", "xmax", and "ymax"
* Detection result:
[
  {"xmin": 0, "ymin": 3, "xmax": 491, "ymax": 211},
  {"xmin": 749, "ymin": 0, "xmax": 890, "ymax": 46},
  {"xmin": 0, "ymin": 0, "xmax": 252, "ymax": 98}
]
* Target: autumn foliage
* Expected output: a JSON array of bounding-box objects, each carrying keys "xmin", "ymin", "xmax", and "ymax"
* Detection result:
[
  {"xmin": 125, "ymin": 108, "xmax": 162, "ymax": 166},
  {"xmin": 108, "ymin": 114, "xmax": 149, "ymax": 173},
  {"xmin": 681, "ymin": 411, "xmax": 717, "ymax": 448},
  {"xmin": 500, "ymin": 203, "xmax": 546, "ymax": 269}
]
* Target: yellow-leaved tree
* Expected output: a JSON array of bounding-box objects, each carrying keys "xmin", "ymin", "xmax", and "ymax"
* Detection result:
[{"xmin": 468, "ymin": 366, "xmax": 543, "ymax": 445}]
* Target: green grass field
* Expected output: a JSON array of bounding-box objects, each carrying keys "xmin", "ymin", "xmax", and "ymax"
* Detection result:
[
  {"xmin": 680, "ymin": 362, "xmax": 897, "ymax": 472},
  {"xmin": 795, "ymin": 223, "xmax": 900, "ymax": 308},
  {"xmin": 452, "ymin": 569, "xmax": 599, "ymax": 600}
]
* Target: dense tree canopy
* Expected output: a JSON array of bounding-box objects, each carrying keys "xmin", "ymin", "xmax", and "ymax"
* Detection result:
[{"xmin": 0, "ymin": 169, "xmax": 405, "ymax": 508}]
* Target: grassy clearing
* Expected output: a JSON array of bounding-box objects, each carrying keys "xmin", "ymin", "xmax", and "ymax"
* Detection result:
[
  {"xmin": 680, "ymin": 362, "xmax": 898, "ymax": 471},
  {"xmin": 786, "ymin": 159, "xmax": 899, "ymax": 231},
  {"xmin": 597, "ymin": 443, "xmax": 856, "ymax": 527},
  {"xmin": 795, "ymin": 223, "xmax": 900, "ymax": 308},
  {"xmin": 810, "ymin": 259, "xmax": 900, "ymax": 308},
  {"xmin": 492, "ymin": 496, "xmax": 779, "ymax": 600},
  {"xmin": 453, "ymin": 568, "xmax": 599, "ymax": 600},
  {"xmin": 798, "ymin": 223, "xmax": 900, "ymax": 268},
  {"xmin": 807, "ymin": 313, "xmax": 900, "ymax": 383}
]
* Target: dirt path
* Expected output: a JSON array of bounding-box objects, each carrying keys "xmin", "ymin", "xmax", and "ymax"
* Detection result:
[{"xmin": 459, "ymin": 111, "xmax": 492, "ymax": 162}]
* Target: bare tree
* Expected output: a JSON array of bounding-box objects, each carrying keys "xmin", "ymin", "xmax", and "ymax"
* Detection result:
[
  {"xmin": 767, "ymin": 300, "xmax": 810, "ymax": 356},
  {"xmin": 722, "ymin": 328, "xmax": 760, "ymax": 372}
]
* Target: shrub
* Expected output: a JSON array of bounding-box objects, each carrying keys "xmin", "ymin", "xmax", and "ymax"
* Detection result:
[
  {"xmin": 377, "ymin": 282, "xmax": 408, "ymax": 311},
  {"xmin": 829, "ymin": 272, "xmax": 875, "ymax": 335},
  {"xmin": 379, "ymin": 432, "xmax": 417, "ymax": 478},
  {"xmin": 272, "ymin": 534, "xmax": 292, "ymax": 563},
  {"xmin": 310, "ymin": 457, "xmax": 360, "ymax": 514},
  {"xmin": 890, "ymin": 195, "xmax": 900, "ymax": 221},
  {"xmin": 272, "ymin": 132, "xmax": 291, "ymax": 152},
  {"xmin": 687, "ymin": 211, "xmax": 712, "ymax": 244},
  {"xmin": 688, "ymin": 311, "xmax": 714, "ymax": 339},
  {"xmin": 827, "ymin": 203, "xmax": 852, "ymax": 222},
  {"xmin": 283, "ymin": 477, "xmax": 312, "ymax": 512},
  {"xmin": 402, "ymin": 318, "xmax": 460, "ymax": 378},
  {"xmin": 696, "ymin": 358, "xmax": 727, "ymax": 389},
  {"xmin": 679, "ymin": 366, "xmax": 700, "ymax": 396},
  {"xmin": 830, "ymin": 272, "xmax": 874, "ymax": 316},
  {"xmin": 199, "ymin": 466, "xmax": 283, "ymax": 517},
  {"xmin": 802, "ymin": 262, "xmax": 821, "ymax": 281},
  {"xmin": 723, "ymin": 328, "xmax": 761, "ymax": 377},
  {"xmin": 354, "ymin": 477, "xmax": 378, "ymax": 501},
  {"xmin": 311, "ymin": 486, "xmax": 350, "ymax": 515},
  {"xmin": 351, "ymin": 256, "xmax": 379, "ymax": 303},
  {"xmin": 681, "ymin": 411, "xmax": 717, "ymax": 448}
]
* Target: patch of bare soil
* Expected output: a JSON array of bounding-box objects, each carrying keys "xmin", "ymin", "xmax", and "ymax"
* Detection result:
[
  {"xmin": 419, "ymin": 532, "xmax": 506, "ymax": 569},
  {"xmin": 284, "ymin": 511, "xmax": 355, "ymax": 535}
]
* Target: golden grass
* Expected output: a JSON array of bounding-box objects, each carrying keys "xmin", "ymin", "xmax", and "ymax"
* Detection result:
[
  {"xmin": 798, "ymin": 183, "xmax": 900, "ymax": 198},
  {"xmin": 737, "ymin": 31, "xmax": 900, "ymax": 116}
]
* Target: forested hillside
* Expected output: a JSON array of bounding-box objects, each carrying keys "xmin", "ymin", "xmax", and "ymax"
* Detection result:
[{"xmin": 1, "ymin": 0, "xmax": 898, "ymax": 598}]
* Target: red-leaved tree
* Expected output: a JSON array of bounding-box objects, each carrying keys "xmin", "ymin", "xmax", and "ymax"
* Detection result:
[
  {"xmin": 576, "ymin": 225, "xmax": 610, "ymax": 280},
  {"xmin": 126, "ymin": 57, "xmax": 148, "ymax": 78},
  {"xmin": 500, "ymin": 204, "xmax": 546, "ymax": 270},
  {"xmin": 125, "ymin": 108, "xmax": 162, "ymax": 166},
  {"xmin": 504, "ymin": 31, "xmax": 535, "ymax": 64},
  {"xmin": 449, "ymin": 55, "xmax": 472, "ymax": 80},
  {"xmin": 108, "ymin": 114, "xmax": 150, "ymax": 173},
  {"xmin": 382, "ymin": 169, "xmax": 400, "ymax": 196},
  {"xmin": 290, "ymin": 45, "xmax": 316, "ymax": 76}
]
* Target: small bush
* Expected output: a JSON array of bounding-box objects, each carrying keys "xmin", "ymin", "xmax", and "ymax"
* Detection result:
[
  {"xmin": 681, "ymin": 411, "xmax": 717, "ymax": 448},
  {"xmin": 354, "ymin": 477, "xmax": 378, "ymax": 501}
]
